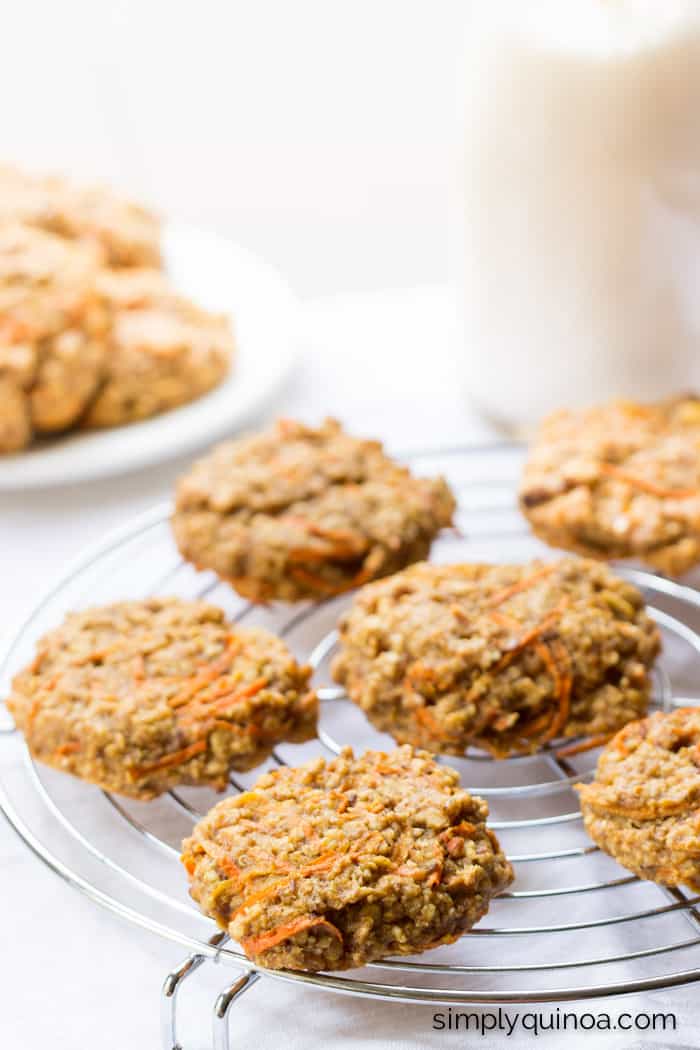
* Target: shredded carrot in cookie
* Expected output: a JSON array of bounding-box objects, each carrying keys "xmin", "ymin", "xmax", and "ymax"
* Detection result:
[
  {"xmin": 241, "ymin": 915, "xmax": 343, "ymax": 956},
  {"xmin": 182, "ymin": 855, "xmax": 197, "ymax": 876},
  {"xmin": 599, "ymin": 462, "xmax": 700, "ymax": 500},
  {"xmin": 288, "ymin": 543, "xmax": 362, "ymax": 563},
  {"xmin": 289, "ymin": 564, "xmax": 372, "ymax": 595},
  {"xmin": 414, "ymin": 704, "xmax": 451, "ymax": 740},
  {"xmin": 489, "ymin": 564, "xmax": 557, "ymax": 607},
  {"xmin": 394, "ymin": 864, "xmax": 428, "ymax": 880},
  {"xmin": 25, "ymin": 698, "xmax": 41, "ymax": 734},
  {"xmin": 491, "ymin": 604, "xmax": 566, "ymax": 672},
  {"xmin": 53, "ymin": 741, "xmax": 80, "ymax": 757},
  {"xmin": 535, "ymin": 637, "xmax": 572, "ymax": 742},
  {"xmin": 177, "ymin": 676, "xmax": 269, "ymax": 726},
  {"xmin": 287, "ymin": 519, "xmax": 368, "ymax": 563},
  {"xmin": 470, "ymin": 608, "xmax": 573, "ymax": 754},
  {"xmin": 71, "ymin": 645, "xmax": 119, "ymax": 667},
  {"xmin": 131, "ymin": 654, "xmax": 145, "ymax": 681},
  {"xmin": 286, "ymin": 517, "xmax": 366, "ymax": 548},
  {"xmin": 129, "ymin": 738, "xmax": 207, "ymax": 777},
  {"xmin": 168, "ymin": 635, "xmax": 242, "ymax": 709},
  {"xmin": 439, "ymin": 821, "xmax": 476, "ymax": 841},
  {"xmin": 232, "ymin": 880, "xmax": 289, "ymax": 920},
  {"xmin": 28, "ymin": 651, "xmax": 45, "ymax": 675}
]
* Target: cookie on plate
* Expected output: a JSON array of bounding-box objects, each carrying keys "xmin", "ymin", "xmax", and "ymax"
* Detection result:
[
  {"xmin": 520, "ymin": 397, "xmax": 700, "ymax": 576},
  {"xmin": 172, "ymin": 418, "xmax": 456, "ymax": 602},
  {"xmin": 0, "ymin": 164, "xmax": 161, "ymax": 268},
  {"xmin": 332, "ymin": 557, "xmax": 660, "ymax": 758},
  {"xmin": 7, "ymin": 598, "xmax": 317, "ymax": 799},
  {"xmin": 182, "ymin": 745, "xmax": 513, "ymax": 971},
  {"xmin": 0, "ymin": 223, "xmax": 108, "ymax": 451},
  {"xmin": 578, "ymin": 708, "xmax": 700, "ymax": 890},
  {"xmin": 80, "ymin": 268, "xmax": 233, "ymax": 427}
]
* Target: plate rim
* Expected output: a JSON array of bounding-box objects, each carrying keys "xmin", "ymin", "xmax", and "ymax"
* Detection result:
[{"xmin": 0, "ymin": 220, "xmax": 300, "ymax": 490}]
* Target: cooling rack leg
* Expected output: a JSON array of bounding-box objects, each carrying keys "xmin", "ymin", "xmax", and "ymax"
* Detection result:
[
  {"xmin": 212, "ymin": 971, "xmax": 261, "ymax": 1050},
  {"xmin": 161, "ymin": 933, "xmax": 228, "ymax": 1050},
  {"xmin": 161, "ymin": 952, "xmax": 205, "ymax": 1050}
]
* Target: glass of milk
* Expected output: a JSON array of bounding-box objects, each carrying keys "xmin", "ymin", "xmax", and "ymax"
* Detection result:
[{"xmin": 455, "ymin": 0, "xmax": 700, "ymax": 434}]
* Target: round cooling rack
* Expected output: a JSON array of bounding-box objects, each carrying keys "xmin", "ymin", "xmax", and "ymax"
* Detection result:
[{"xmin": 2, "ymin": 443, "xmax": 700, "ymax": 1050}]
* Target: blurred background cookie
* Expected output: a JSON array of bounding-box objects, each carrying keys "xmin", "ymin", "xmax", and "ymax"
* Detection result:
[
  {"xmin": 81, "ymin": 270, "xmax": 233, "ymax": 427},
  {"xmin": 0, "ymin": 164, "xmax": 161, "ymax": 269},
  {"xmin": 520, "ymin": 397, "xmax": 700, "ymax": 576},
  {"xmin": 0, "ymin": 223, "xmax": 108, "ymax": 451},
  {"xmin": 0, "ymin": 187, "xmax": 235, "ymax": 453}
]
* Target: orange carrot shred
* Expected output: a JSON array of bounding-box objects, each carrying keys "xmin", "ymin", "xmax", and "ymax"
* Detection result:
[
  {"xmin": 232, "ymin": 880, "xmax": 287, "ymax": 920},
  {"xmin": 599, "ymin": 462, "xmax": 699, "ymax": 500},
  {"xmin": 289, "ymin": 564, "xmax": 372, "ymax": 596},
  {"xmin": 241, "ymin": 915, "xmax": 343, "ymax": 956},
  {"xmin": 54, "ymin": 741, "xmax": 80, "ymax": 757},
  {"xmin": 130, "ymin": 738, "xmax": 207, "ymax": 777},
  {"xmin": 72, "ymin": 645, "xmax": 118, "ymax": 667},
  {"xmin": 177, "ymin": 677, "xmax": 269, "ymax": 726},
  {"xmin": 489, "ymin": 565, "xmax": 557, "ymax": 607},
  {"xmin": 168, "ymin": 636, "xmax": 241, "ymax": 709}
]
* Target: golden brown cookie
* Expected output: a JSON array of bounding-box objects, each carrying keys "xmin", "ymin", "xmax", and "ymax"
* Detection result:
[
  {"xmin": 80, "ymin": 268, "xmax": 233, "ymax": 427},
  {"xmin": 172, "ymin": 418, "xmax": 456, "ymax": 602},
  {"xmin": 520, "ymin": 397, "xmax": 700, "ymax": 576},
  {"xmin": 332, "ymin": 557, "xmax": 660, "ymax": 758},
  {"xmin": 0, "ymin": 165, "xmax": 161, "ymax": 268},
  {"xmin": 7, "ymin": 598, "xmax": 317, "ymax": 799},
  {"xmin": 0, "ymin": 223, "xmax": 108, "ymax": 450},
  {"xmin": 182, "ymin": 745, "xmax": 513, "ymax": 971},
  {"xmin": 578, "ymin": 708, "xmax": 700, "ymax": 891}
]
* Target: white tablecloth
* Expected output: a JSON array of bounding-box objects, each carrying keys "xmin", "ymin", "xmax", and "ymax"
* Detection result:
[{"xmin": 1, "ymin": 288, "xmax": 697, "ymax": 1049}]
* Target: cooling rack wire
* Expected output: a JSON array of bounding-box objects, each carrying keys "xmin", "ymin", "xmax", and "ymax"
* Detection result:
[{"xmin": 1, "ymin": 444, "xmax": 699, "ymax": 1050}]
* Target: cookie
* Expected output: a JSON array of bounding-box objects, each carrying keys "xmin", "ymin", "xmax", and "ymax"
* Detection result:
[
  {"xmin": 80, "ymin": 268, "xmax": 233, "ymax": 427},
  {"xmin": 332, "ymin": 558, "xmax": 660, "ymax": 758},
  {"xmin": 7, "ymin": 598, "xmax": 317, "ymax": 800},
  {"xmin": 182, "ymin": 745, "xmax": 513, "ymax": 971},
  {"xmin": 520, "ymin": 397, "xmax": 700, "ymax": 576},
  {"xmin": 0, "ymin": 223, "xmax": 108, "ymax": 450},
  {"xmin": 0, "ymin": 239, "xmax": 233, "ymax": 450},
  {"xmin": 578, "ymin": 708, "xmax": 700, "ymax": 891},
  {"xmin": 0, "ymin": 165, "xmax": 161, "ymax": 268},
  {"xmin": 172, "ymin": 418, "xmax": 456, "ymax": 602}
]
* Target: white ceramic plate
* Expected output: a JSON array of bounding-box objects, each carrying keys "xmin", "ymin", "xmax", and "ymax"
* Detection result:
[{"xmin": 0, "ymin": 222, "xmax": 299, "ymax": 489}]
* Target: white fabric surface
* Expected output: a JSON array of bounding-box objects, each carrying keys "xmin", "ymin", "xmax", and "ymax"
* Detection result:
[{"xmin": 1, "ymin": 288, "xmax": 698, "ymax": 1049}]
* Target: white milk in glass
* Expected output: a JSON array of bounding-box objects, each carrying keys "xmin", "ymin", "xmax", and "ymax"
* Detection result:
[{"xmin": 457, "ymin": 0, "xmax": 700, "ymax": 432}]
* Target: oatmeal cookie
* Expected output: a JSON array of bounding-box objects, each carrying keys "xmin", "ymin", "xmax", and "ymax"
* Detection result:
[
  {"xmin": 7, "ymin": 598, "xmax": 317, "ymax": 800},
  {"xmin": 578, "ymin": 708, "xmax": 700, "ymax": 890},
  {"xmin": 172, "ymin": 418, "xmax": 456, "ymax": 602},
  {"xmin": 182, "ymin": 745, "xmax": 513, "ymax": 971},
  {"xmin": 332, "ymin": 558, "xmax": 660, "ymax": 758},
  {"xmin": 80, "ymin": 269, "xmax": 233, "ymax": 427},
  {"xmin": 0, "ymin": 223, "xmax": 108, "ymax": 450},
  {"xmin": 0, "ymin": 165, "xmax": 161, "ymax": 268},
  {"xmin": 520, "ymin": 397, "xmax": 700, "ymax": 576}
]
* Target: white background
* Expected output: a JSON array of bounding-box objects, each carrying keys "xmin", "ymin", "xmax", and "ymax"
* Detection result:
[{"xmin": 2, "ymin": 0, "xmax": 469, "ymax": 295}]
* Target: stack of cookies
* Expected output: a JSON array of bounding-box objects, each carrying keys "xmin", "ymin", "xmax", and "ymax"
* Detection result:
[{"xmin": 0, "ymin": 165, "xmax": 233, "ymax": 452}]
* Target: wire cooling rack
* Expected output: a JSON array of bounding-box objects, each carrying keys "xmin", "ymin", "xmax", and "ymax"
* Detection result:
[{"xmin": 2, "ymin": 443, "xmax": 700, "ymax": 1050}]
